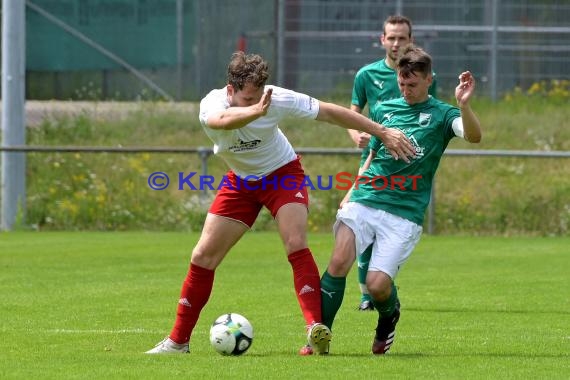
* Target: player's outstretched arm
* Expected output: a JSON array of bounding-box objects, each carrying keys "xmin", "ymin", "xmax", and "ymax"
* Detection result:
[
  {"xmin": 455, "ymin": 72, "xmax": 482, "ymax": 143},
  {"xmin": 207, "ymin": 88, "xmax": 273, "ymax": 130},
  {"xmin": 316, "ymin": 101, "xmax": 415, "ymax": 162}
]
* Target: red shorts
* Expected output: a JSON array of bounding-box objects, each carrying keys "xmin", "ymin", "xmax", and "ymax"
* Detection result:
[{"xmin": 209, "ymin": 157, "xmax": 309, "ymax": 227}]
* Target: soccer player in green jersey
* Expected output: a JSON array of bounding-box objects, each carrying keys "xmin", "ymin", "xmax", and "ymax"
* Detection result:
[
  {"xmin": 321, "ymin": 44, "xmax": 482, "ymax": 354},
  {"xmin": 347, "ymin": 15, "xmax": 437, "ymax": 312}
]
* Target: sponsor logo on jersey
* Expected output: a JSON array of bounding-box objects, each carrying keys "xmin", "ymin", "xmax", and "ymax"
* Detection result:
[
  {"xmin": 409, "ymin": 135, "xmax": 425, "ymax": 158},
  {"xmin": 228, "ymin": 138, "xmax": 261, "ymax": 152}
]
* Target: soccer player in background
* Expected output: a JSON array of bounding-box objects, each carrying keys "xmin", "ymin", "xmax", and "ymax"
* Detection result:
[
  {"xmin": 321, "ymin": 45, "xmax": 482, "ymax": 354},
  {"xmin": 346, "ymin": 15, "xmax": 438, "ymax": 311},
  {"xmin": 146, "ymin": 51, "xmax": 416, "ymax": 356}
]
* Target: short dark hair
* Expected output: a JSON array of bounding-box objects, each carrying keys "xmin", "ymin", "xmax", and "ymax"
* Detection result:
[
  {"xmin": 396, "ymin": 44, "xmax": 432, "ymax": 78},
  {"xmin": 383, "ymin": 15, "xmax": 413, "ymax": 38},
  {"xmin": 227, "ymin": 51, "xmax": 269, "ymax": 91}
]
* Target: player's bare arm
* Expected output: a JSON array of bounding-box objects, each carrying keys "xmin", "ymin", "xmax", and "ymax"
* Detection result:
[
  {"xmin": 347, "ymin": 104, "xmax": 371, "ymax": 148},
  {"xmin": 317, "ymin": 101, "xmax": 415, "ymax": 162},
  {"xmin": 455, "ymin": 71, "xmax": 482, "ymax": 143},
  {"xmin": 355, "ymin": 132, "xmax": 371, "ymax": 149},
  {"xmin": 207, "ymin": 88, "xmax": 273, "ymax": 130}
]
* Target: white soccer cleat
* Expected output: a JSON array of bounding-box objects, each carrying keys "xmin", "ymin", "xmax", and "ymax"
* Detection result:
[
  {"xmin": 307, "ymin": 323, "xmax": 332, "ymax": 355},
  {"xmin": 145, "ymin": 337, "xmax": 189, "ymax": 354}
]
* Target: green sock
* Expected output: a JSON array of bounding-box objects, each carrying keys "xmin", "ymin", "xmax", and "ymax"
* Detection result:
[
  {"xmin": 360, "ymin": 289, "xmax": 372, "ymax": 303},
  {"xmin": 320, "ymin": 270, "xmax": 346, "ymax": 330},
  {"xmin": 372, "ymin": 282, "xmax": 399, "ymax": 318},
  {"xmin": 357, "ymin": 245, "xmax": 373, "ymax": 302}
]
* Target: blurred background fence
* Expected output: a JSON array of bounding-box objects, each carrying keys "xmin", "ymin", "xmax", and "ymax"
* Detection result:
[{"xmin": 14, "ymin": 0, "xmax": 570, "ymax": 101}]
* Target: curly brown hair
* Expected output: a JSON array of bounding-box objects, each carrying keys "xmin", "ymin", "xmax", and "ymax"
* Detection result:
[{"xmin": 227, "ymin": 51, "xmax": 269, "ymax": 91}]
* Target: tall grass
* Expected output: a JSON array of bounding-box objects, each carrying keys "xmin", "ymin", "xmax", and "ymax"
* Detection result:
[{"xmin": 21, "ymin": 82, "xmax": 570, "ymax": 235}]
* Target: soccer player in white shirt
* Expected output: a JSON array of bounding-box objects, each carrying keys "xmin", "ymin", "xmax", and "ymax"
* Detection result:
[{"xmin": 146, "ymin": 51, "xmax": 415, "ymax": 356}]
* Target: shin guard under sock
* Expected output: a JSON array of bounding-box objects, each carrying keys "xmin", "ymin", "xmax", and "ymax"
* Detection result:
[
  {"xmin": 169, "ymin": 263, "xmax": 215, "ymax": 344},
  {"xmin": 320, "ymin": 270, "xmax": 346, "ymax": 329},
  {"xmin": 288, "ymin": 248, "xmax": 323, "ymax": 325}
]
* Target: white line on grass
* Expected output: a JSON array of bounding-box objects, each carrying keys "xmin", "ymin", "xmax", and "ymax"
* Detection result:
[{"xmin": 47, "ymin": 328, "xmax": 157, "ymax": 334}]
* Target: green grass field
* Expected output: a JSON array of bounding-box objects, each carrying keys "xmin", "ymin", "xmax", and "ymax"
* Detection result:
[{"xmin": 1, "ymin": 232, "xmax": 568, "ymax": 379}]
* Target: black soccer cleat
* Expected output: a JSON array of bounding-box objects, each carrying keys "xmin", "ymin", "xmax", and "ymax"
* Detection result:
[{"xmin": 371, "ymin": 305, "xmax": 400, "ymax": 355}]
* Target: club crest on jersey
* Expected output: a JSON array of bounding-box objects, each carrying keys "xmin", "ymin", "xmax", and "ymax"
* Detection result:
[{"xmin": 418, "ymin": 113, "xmax": 432, "ymax": 127}]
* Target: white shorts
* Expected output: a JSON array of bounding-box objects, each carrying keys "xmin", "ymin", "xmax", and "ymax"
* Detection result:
[{"xmin": 334, "ymin": 202, "xmax": 423, "ymax": 279}]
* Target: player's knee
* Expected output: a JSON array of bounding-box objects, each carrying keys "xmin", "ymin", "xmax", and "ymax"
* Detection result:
[
  {"xmin": 368, "ymin": 285, "xmax": 392, "ymax": 302},
  {"xmin": 191, "ymin": 248, "xmax": 221, "ymax": 270},
  {"xmin": 282, "ymin": 236, "xmax": 308, "ymax": 254},
  {"xmin": 366, "ymin": 273, "xmax": 392, "ymax": 301}
]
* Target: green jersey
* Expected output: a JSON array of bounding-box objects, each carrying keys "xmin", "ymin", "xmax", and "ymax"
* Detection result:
[
  {"xmin": 350, "ymin": 96, "xmax": 461, "ymax": 225},
  {"xmin": 351, "ymin": 59, "xmax": 438, "ymax": 166}
]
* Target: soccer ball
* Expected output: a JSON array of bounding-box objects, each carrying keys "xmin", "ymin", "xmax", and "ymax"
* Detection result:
[{"xmin": 209, "ymin": 313, "xmax": 254, "ymax": 356}]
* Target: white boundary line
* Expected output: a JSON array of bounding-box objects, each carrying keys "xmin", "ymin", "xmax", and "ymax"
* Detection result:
[{"xmin": 46, "ymin": 328, "xmax": 157, "ymax": 334}]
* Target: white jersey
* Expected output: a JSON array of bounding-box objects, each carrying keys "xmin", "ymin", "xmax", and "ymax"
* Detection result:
[{"xmin": 199, "ymin": 85, "xmax": 320, "ymax": 178}]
